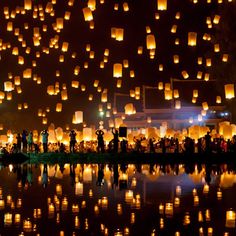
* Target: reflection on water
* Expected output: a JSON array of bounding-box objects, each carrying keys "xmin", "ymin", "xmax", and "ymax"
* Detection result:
[{"xmin": 0, "ymin": 163, "xmax": 236, "ymax": 235}]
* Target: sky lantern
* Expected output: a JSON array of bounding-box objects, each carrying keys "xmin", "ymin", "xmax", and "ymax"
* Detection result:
[
  {"xmin": 115, "ymin": 28, "xmax": 124, "ymax": 41},
  {"xmin": 83, "ymin": 7, "xmax": 93, "ymax": 21},
  {"xmin": 130, "ymin": 70, "xmax": 135, "ymax": 78},
  {"xmin": 164, "ymin": 90, "xmax": 173, "ymax": 100},
  {"xmin": 158, "ymin": 82, "xmax": 164, "ymax": 90},
  {"xmin": 7, "ymin": 22, "xmax": 13, "ymax": 31},
  {"xmin": 56, "ymin": 18, "xmax": 64, "ymax": 29},
  {"xmin": 123, "ymin": 2, "xmax": 129, "ymax": 11},
  {"xmin": 61, "ymin": 90, "xmax": 68, "ymax": 100},
  {"xmin": 137, "ymin": 46, "xmax": 143, "ymax": 54},
  {"xmin": 61, "ymin": 42, "xmax": 69, "ymax": 52},
  {"xmin": 173, "ymin": 89, "xmax": 179, "ymax": 98},
  {"xmin": 47, "ymin": 86, "xmax": 55, "ymax": 95},
  {"xmin": 64, "ymin": 11, "xmax": 71, "ymax": 20},
  {"xmin": 18, "ymin": 56, "xmax": 24, "ymax": 65},
  {"xmin": 116, "ymin": 79, "xmax": 122, "ymax": 88},
  {"xmin": 216, "ymin": 96, "xmax": 222, "ymax": 104},
  {"xmin": 101, "ymin": 92, "xmax": 107, "ymax": 102},
  {"xmin": 75, "ymin": 111, "xmax": 83, "ymax": 124},
  {"xmin": 88, "ymin": 0, "xmax": 96, "ymax": 10},
  {"xmin": 175, "ymin": 100, "xmax": 181, "ymax": 109},
  {"xmin": 113, "ymin": 63, "xmax": 122, "ymax": 78},
  {"xmin": 213, "ymin": 15, "xmax": 221, "ymax": 24},
  {"xmin": 56, "ymin": 103, "xmax": 62, "ymax": 112},
  {"xmin": 193, "ymin": 90, "xmax": 198, "ymax": 98},
  {"xmin": 123, "ymin": 59, "xmax": 129, "ymax": 68},
  {"xmin": 71, "ymin": 81, "xmax": 79, "ymax": 88},
  {"xmin": 202, "ymin": 102, "xmax": 209, "ymax": 111},
  {"xmin": 125, "ymin": 103, "xmax": 135, "ymax": 115},
  {"xmin": 14, "ymin": 76, "xmax": 21, "ymax": 86},
  {"xmin": 222, "ymin": 54, "xmax": 229, "ymax": 62},
  {"xmin": 23, "ymin": 69, "xmax": 32, "ymax": 78},
  {"xmin": 173, "ymin": 55, "xmax": 179, "ymax": 64},
  {"xmin": 4, "ymin": 81, "xmax": 13, "ymax": 92},
  {"xmin": 225, "ymin": 84, "xmax": 235, "ymax": 99},
  {"xmin": 146, "ymin": 34, "xmax": 156, "ymax": 50},
  {"xmin": 157, "ymin": 0, "xmax": 167, "ymax": 10},
  {"xmin": 182, "ymin": 70, "xmax": 189, "ymax": 79},
  {"xmin": 188, "ymin": 32, "xmax": 197, "ymax": 46}
]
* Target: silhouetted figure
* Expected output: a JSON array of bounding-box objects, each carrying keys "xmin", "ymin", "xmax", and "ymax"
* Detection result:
[
  {"xmin": 112, "ymin": 128, "xmax": 119, "ymax": 153},
  {"xmin": 174, "ymin": 138, "xmax": 179, "ymax": 153},
  {"xmin": 205, "ymin": 131, "xmax": 211, "ymax": 153},
  {"xmin": 22, "ymin": 130, "xmax": 28, "ymax": 152},
  {"xmin": 133, "ymin": 137, "xmax": 142, "ymax": 153},
  {"xmin": 69, "ymin": 130, "xmax": 77, "ymax": 153},
  {"xmin": 149, "ymin": 138, "xmax": 156, "ymax": 153},
  {"xmin": 34, "ymin": 143, "xmax": 40, "ymax": 153},
  {"xmin": 197, "ymin": 138, "xmax": 203, "ymax": 153},
  {"xmin": 59, "ymin": 143, "xmax": 66, "ymax": 153},
  {"xmin": 96, "ymin": 129, "xmax": 105, "ymax": 153},
  {"xmin": 160, "ymin": 138, "xmax": 166, "ymax": 154},
  {"xmin": 16, "ymin": 133, "xmax": 22, "ymax": 152},
  {"xmin": 120, "ymin": 139, "xmax": 128, "ymax": 153},
  {"xmin": 41, "ymin": 130, "xmax": 49, "ymax": 153}
]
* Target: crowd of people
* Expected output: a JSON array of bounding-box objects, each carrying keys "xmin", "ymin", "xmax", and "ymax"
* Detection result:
[{"xmin": 1, "ymin": 129, "xmax": 236, "ymax": 155}]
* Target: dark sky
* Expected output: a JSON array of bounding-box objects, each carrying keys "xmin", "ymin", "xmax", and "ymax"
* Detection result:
[{"xmin": 0, "ymin": 0, "xmax": 231, "ymax": 132}]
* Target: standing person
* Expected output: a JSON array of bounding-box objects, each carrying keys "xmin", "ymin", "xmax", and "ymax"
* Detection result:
[
  {"xmin": 22, "ymin": 130, "xmax": 28, "ymax": 152},
  {"xmin": 16, "ymin": 133, "xmax": 22, "ymax": 152},
  {"xmin": 204, "ymin": 131, "xmax": 212, "ymax": 153},
  {"xmin": 27, "ymin": 131, "xmax": 33, "ymax": 152},
  {"xmin": 95, "ymin": 129, "xmax": 105, "ymax": 153},
  {"xmin": 69, "ymin": 130, "xmax": 77, "ymax": 153},
  {"xmin": 112, "ymin": 128, "xmax": 119, "ymax": 153},
  {"xmin": 41, "ymin": 130, "xmax": 49, "ymax": 153},
  {"xmin": 149, "ymin": 137, "xmax": 156, "ymax": 153}
]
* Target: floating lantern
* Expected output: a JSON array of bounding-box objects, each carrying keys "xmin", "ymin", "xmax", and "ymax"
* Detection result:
[
  {"xmin": 202, "ymin": 102, "xmax": 209, "ymax": 111},
  {"xmin": 225, "ymin": 84, "xmax": 235, "ymax": 99},
  {"xmin": 125, "ymin": 103, "xmax": 135, "ymax": 115},
  {"xmin": 56, "ymin": 103, "xmax": 62, "ymax": 112},
  {"xmin": 113, "ymin": 63, "xmax": 122, "ymax": 78},
  {"xmin": 226, "ymin": 210, "xmax": 235, "ymax": 228},
  {"xmin": 146, "ymin": 34, "xmax": 156, "ymax": 50},
  {"xmin": 164, "ymin": 90, "xmax": 172, "ymax": 100},
  {"xmin": 216, "ymin": 96, "xmax": 221, "ymax": 104},
  {"xmin": 175, "ymin": 100, "xmax": 181, "ymax": 109},
  {"xmin": 4, "ymin": 81, "xmax": 13, "ymax": 92},
  {"xmin": 165, "ymin": 203, "xmax": 173, "ymax": 217},
  {"xmin": 83, "ymin": 7, "xmax": 93, "ymax": 21},
  {"xmin": 188, "ymin": 32, "xmax": 197, "ymax": 46},
  {"xmin": 157, "ymin": 0, "xmax": 167, "ymax": 10},
  {"xmin": 75, "ymin": 111, "xmax": 83, "ymax": 124}
]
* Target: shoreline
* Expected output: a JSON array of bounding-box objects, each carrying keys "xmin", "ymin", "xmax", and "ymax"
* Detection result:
[{"xmin": 0, "ymin": 152, "xmax": 236, "ymax": 165}]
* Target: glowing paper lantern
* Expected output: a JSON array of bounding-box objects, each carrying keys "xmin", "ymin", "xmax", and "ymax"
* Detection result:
[
  {"xmin": 216, "ymin": 96, "xmax": 221, "ymax": 104},
  {"xmin": 225, "ymin": 84, "xmax": 235, "ymax": 99},
  {"xmin": 113, "ymin": 63, "xmax": 122, "ymax": 78},
  {"xmin": 101, "ymin": 92, "xmax": 107, "ymax": 103},
  {"xmin": 164, "ymin": 90, "xmax": 172, "ymax": 100},
  {"xmin": 4, "ymin": 81, "xmax": 13, "ymax": 92},
  {"xmin": 146, "ymin": 34, "xmax": 156, "ymax": 50},
  {"xmin": 188, "ymin": 32, "xmax": 197, "ymax": 46},
  {"xmin": 202, "ymin": 102, "xmax": 209, "ymax": 111},
  {"xmin": 56, "ymin": 103, "xmax": 62, "ymax": 112},
  {"xmin": 83, "ymin": 7, "xmax": 93, "ymax": 21},
  {"xmin": 61, "ymin": 90, "xmax": 68, "ymax": 100},
  {"xmin": 157, "ymin": 0, "xmax": 167, "ymax": 10},
  {"xmin": 75, "ymin": 111, "xmax": 83, "ymax": 124},
  {"xmin": 125, "ymin": 103, "xmax": 135, "ymax": 115},
  {"xmin": 115, "ymin": 28, "xmax": 124, "ymax": 41}
]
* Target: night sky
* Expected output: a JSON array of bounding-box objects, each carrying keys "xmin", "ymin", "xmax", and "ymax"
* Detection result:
[{"xmin": 0, "ymin": 0, "xmax": 234, "ymax": 132}]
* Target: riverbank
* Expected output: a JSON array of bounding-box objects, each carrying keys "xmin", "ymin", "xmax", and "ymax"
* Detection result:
[{"xmin": 0, "ymin": 152, "xmax": 236, "ymax": 165}]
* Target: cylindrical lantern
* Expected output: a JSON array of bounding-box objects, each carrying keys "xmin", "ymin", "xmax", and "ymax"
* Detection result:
[
  {"xmin": 113, "ymin": 63, "xmax": 122, "ymax": 78},
  {"xmin": 75, "ymin": 111, "xmax": 83, "ymax": 124},
  {"xmin": 146, "ymin": 34, "xmax": 156, "ymax": 50},
  {"xmin": 188, "ymin": 32, "xmax": 197, "ymax": 46},
  {"xmin": 225, "ymin": 84, "xmax": 235, "ymax": 99}
]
